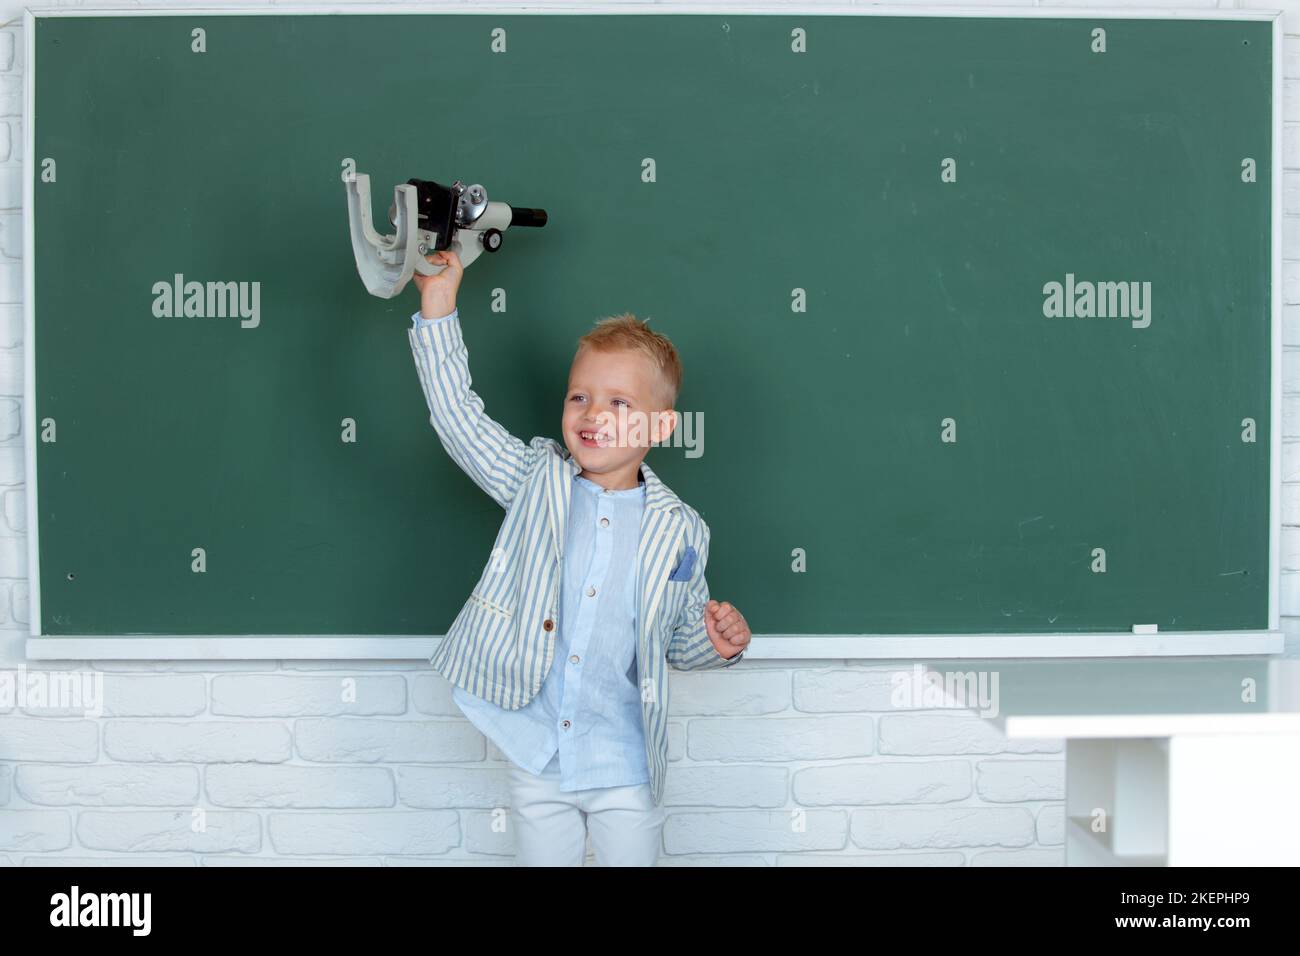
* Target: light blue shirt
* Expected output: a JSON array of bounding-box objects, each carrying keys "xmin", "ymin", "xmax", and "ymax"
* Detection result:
[{"xmin": 413, "ymin": 307, "xmax": 652, "ymax": 791}]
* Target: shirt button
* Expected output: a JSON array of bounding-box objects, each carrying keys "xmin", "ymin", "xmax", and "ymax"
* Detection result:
[
  {"xmin": 586, "ymin": 586, "xmax": 596, "ymax": 597},
  {"xmin": 561, "ymin": 719, "xmax": 571, "ymax": 729},
  {"xmin": 569, "ymin": 654, "xmax": 580, "ymax": 664},
  {"xmin": 599, "ymin": 517, "xmax": 610, "ymax": 528},
  {"xmin": 543, "ymin": 618, "xmax": 554, "ymax": 632}
]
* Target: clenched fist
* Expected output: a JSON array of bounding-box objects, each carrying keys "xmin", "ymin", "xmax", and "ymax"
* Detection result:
[{"xmin": 705, "ymin": 600, "xmax": 750, "ymax": 661}]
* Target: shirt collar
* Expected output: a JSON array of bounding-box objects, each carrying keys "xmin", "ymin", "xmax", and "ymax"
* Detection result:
[
  {"xmin": 574, "ymin": 473, "xmax": 644, "ymax": 498},
  {"xmin": 563, "ymin": 451, "xmax": 681, "ymax": 515}
]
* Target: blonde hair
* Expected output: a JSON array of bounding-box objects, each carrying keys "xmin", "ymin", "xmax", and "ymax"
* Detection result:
[{"xmin": 576, "ymin": 312, "xmax": 682, "ymax": 409}]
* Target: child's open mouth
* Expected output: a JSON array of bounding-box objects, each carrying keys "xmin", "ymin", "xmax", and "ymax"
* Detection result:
[{"xmin": 579, "ymin": 430, "xmax": 614, "ymax": 448}]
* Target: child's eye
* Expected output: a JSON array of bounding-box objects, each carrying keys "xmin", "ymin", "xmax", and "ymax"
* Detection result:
[
  {"xmin": 612, "ymin": 399, "xmax": 628, "ymax": 407},
  {"xmin": 570, "ymin": 395, "xmax": 585, "ymax": 403}
]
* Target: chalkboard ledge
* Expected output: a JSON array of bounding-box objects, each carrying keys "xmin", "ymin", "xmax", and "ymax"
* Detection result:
[{"xmin": 23, "ymin": 631, "xmax": 1285, "ymax": 660}]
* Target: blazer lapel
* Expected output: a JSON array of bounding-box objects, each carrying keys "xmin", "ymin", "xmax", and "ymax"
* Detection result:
[
  {"xmin": 545, "ymin": 445, "xmax": 581, "ymax": 562},
  {"xmin": 635, "ymin": 459, "xmax": 686, "ymax": 657}
]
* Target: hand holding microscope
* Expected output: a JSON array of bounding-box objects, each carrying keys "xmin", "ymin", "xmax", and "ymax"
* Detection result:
[{"xmin": 345, "ymin": 172, "xmax": 548, "ymax": 298}]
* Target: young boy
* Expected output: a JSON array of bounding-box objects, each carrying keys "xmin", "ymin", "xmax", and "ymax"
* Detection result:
[{"xmin": 407, "ymin": 249, "xmax": 751, "ymax": 866}]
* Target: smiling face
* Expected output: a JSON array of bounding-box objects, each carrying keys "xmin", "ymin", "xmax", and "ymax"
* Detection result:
[{"xmin": 562, "ymin": 345, "xmax": 678, "ymax": 490}]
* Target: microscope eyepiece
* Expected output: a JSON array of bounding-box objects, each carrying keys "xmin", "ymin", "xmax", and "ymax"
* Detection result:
[{"xmin": 509, "ymin": 207, "xmax": 548, "ymax": 229}]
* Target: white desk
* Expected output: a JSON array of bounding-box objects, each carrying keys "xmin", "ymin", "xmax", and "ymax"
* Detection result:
[{"xmin": 941, "ymin": 658, "xmax": 1300, "ymax": 866}]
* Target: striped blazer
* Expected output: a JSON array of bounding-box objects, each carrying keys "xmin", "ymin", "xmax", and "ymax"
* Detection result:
[{"xmin": 408, "ymin": 313, "xmax": 743, "ymax": 806}]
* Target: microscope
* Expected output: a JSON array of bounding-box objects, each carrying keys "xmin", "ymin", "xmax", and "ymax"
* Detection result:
[{"xmin": 345, "ymin": 173, "xmax": 547, "ymax": 298}]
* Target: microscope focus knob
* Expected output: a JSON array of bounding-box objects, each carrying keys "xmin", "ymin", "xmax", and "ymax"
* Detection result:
[
  {"xmin": 458, "ymin": 184, "xmax": 489, "ymax": 225},
  {"xmin": 481, "ymin": 228, "xmax": 504, "ymax": 253}
]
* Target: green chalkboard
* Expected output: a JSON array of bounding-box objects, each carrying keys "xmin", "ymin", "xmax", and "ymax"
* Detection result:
[{"xmin": 30, "ymin": 11, "xmax": 1276, "ymax": 637}]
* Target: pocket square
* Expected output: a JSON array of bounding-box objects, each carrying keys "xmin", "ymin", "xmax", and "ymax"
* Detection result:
[{"xmin": 668, "ymin": 545, "xmax": 697, "ymax": 582}]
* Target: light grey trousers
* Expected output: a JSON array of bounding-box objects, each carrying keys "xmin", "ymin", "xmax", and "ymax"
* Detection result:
[{"xmin": 507, "ymin": 753, "xmax": 667, "ymax": 866}]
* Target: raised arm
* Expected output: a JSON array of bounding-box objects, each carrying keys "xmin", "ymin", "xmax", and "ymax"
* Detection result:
[{"xmin": 407, "ymin": 250, "xmax": 538, "ymax": 510}]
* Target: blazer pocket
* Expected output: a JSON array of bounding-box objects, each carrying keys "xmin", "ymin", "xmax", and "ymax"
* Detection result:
[
  {"xmin": 468, "ymin": 591, "xmax": 514, "ymax": 618},
  {"xmin": 667, "ymin": 545, "xmax": 697, "ymax": 583}
]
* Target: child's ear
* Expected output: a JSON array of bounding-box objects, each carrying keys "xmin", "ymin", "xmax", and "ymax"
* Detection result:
[{"xmin": 654, "ymin": 409, "xmax": 678, "ymax": 443}]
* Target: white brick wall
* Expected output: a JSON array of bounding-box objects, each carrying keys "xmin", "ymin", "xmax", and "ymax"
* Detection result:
[{"xmin": 1, "ymin": 0, "xmax": 1297, "ymax": 867}]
